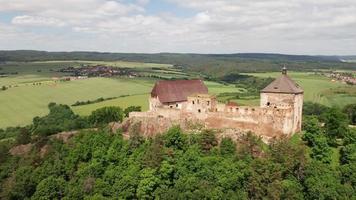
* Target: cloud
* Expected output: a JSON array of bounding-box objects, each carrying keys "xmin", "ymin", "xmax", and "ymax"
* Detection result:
[
  {"xmin": 0, "ymin": 0, "xmax": 356, "ymax": 54},
  {"xmin": 11, "ymin": 15, "xmax": 66, "ymax": 27}
]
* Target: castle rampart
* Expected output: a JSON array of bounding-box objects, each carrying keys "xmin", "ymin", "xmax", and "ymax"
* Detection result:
[{"xmin": 125, "ymin": 69, "xmax": 303, "ymax": 141}]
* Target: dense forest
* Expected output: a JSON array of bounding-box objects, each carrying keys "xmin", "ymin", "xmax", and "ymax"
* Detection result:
[
  {"xmin": 1, "ymin": 50, "xmax": 356, "ymax": 74},
  {"xmin": 0, "ymin": 102, "xmax": 355, "ymax": 199}
]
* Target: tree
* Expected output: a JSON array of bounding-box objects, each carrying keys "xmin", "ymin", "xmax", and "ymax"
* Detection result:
[
  {"xmin": 339, "ymin": 143, "xmax": 356, "ymax": 165},
  {"xmin": 280, "ymin": 179, "xmax": 304, "ymax": 200},
  {"xmin": 310, "ymin": 135, "xmax": 332, "ymax": 163},
  {"xmin": 124, "ymin": 106, "xmax": 141, "ymax": 117},
  {"xmin": 163, "ymin": 126, "xmax": 187, "ymax": 150},
  {"xmin": 304, "ymin": 161, "xmax": 353, "ymax": 199},
  {"xmin": 237, "ymin": 132, "xmax": 264, "ymax": 158},
  {"xmin": 303, "ymin": 102, "xmax": 330, "ymax": 118},
  {"xmin": 143, "ymin": 136, "xmax": 164, "ymax": 168},
  {"xmin": 15, "ymin": 128, "xmax": 31, "ymax": 145},
  {"xmin": 31, "ymin": 176, "xmax": 66, "ymax": 200},
  {"xmin": 302, "ymin": 116, "xmax": 323, "ymax": 146},
  {"xmin": 199, "ymin": 129, "xmax": 217, "ymax": 153},
  {"xmin": 343, "ymin": 103, "xmax": 356, "ymax": 125},
  {"xmin": 137, "ymin": 168, "xmax": 159, "ymax": 199},
  {"xmin": 269, "ymin": 137, "xmax": 307, "ymax": 180},
  {"xmin": 1, "ymin": 86, "xmax": 7, "ymax": 91},
  {"xmin": 89, "ymin": 106, "xmax": 123, "ymax": 125},
  {"xmin": 32, "ymin": 103, "xmax": 88, "ymax": 136},
  {"xmin": 247, "ymin": 159, "xmax": 283, "ymax": 199},
  {"xmin": 129, "ymin": 122, "xmax": 144, "ymax": 149},
  {"xmin": 219, "ymin": 137, "xmax": 236, "ymax": 156},
  {"xmin": 323, "ymin": 107, "xmax": 349, "ymax": 145}
]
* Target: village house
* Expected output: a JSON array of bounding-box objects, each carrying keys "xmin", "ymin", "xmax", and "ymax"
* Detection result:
[{"xmin": 127, "ymin": 68, "xmax": 304, "ymax": 140}]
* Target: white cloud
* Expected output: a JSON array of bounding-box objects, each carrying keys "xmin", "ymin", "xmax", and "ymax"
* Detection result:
[
  {"xmin": 11, "ymin": 15, "xmax": 66, "ymax": 27},
  {"xmin": 0, "ymin": 0, "xmax": 356, "ymax": 54}
]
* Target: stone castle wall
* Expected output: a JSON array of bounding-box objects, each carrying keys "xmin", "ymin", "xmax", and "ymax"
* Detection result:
[{"xmin": 127, "ymin": 105, "xmax": 295, "ymax": 140}]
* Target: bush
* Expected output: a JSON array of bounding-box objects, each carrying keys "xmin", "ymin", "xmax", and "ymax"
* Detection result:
[
  {"xmin": 323, "ymin": 107, "xmax": 349, "ymax": 145},
  {"xmin": 220, "ymin": 137, "xmax": 236, "ymax": 156},
  {"xmin": 303, "ymin": 102, "xmax": 330, "ymax": 118},
  {"xmin": 15, "ymin": 128, "xmax": 31, "ymax": 145},
  {"xmin": 343, "ymin": 104, "xmax": 356, "ymax": 125},
  {"xmin": 89, "ymin": 106, "xmax": 124, "ymax": 125},
  {"xmin": 199, "ymin": 129, "xmax": 217, "ymax": 153},
  {"xmin": 310, "ymin": 136, "xmax": 332, "ymax": 163},
  {"xmin": 164, "ymin": 126, "xmax": 186, "ymax": 150},
  {"xmin": 32, "ymin": 103, "xmax": 89, "ymax": 136},
  {"xmin": 124, "ymin": 106, "xmax": 141, "ymax": 117}
]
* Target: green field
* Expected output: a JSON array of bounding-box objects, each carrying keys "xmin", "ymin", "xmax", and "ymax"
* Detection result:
[
  {"xmin": 0, "ymin": 77, "xmax": 154, "ymax": 128},
  {"xmin": 244, "ymin": 72, "xmax": 356, "ymax": 107},
  {"xmin": 0, "ymin": 61, "xmax": 242, "ymax": 128},
  {"xmin": 1, "ymin": 61, "xmax": 355, "ymax": 128}
]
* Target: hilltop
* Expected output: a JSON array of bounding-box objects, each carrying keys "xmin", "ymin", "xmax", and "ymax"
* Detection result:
[{"xmin": 1, "ymin": 50, "xmax": 355, "ymax": 74}]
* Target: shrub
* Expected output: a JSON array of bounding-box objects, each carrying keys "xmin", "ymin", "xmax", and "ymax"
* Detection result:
[
  {"xmin": 89, "ymin": 106, "xmax": 124, "ymax": 126},
  {"xmin": 124, "ymin": 106, "xmax": 141, "ymax": 117}
]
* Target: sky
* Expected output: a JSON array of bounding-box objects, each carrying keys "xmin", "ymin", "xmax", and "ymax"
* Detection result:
[{"xmin": 0, "ymin": 0, "xmax": 355, "ymax": 55}]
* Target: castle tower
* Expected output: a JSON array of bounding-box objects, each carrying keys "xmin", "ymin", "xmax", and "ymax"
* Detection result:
[{"xmin": 260, "ymin": 67, "xmax": 304, "ymax": 133}]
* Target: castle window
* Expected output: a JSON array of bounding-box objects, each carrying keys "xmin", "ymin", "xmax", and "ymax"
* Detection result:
[
  {"xmin": 192, "ymin": 101, "xmax": 195, "ymax": 104},
  {"xmin": 176, "ymin": 104, "xmax": 178, "ymax": 107},
  {"xmin": 252, "ymin": 108, "xmax": 255, "ymax": 111},
  {"xmin": 170, "ymin": 105, "xmax": 173, "ymax": 108},
  {"xmin": 207, "ymin": 101, "xmax": 210, "ymax": 105},
  {"xmin": 198, "ymin": 109, "xmax": 201, "ymax": 113},
  {"xmin": 236, "ymin": 108, "xmax": 239, "ymax": 111},
  {"xmin": 267, "ymin": 102, "xmax": 270, "ymax": 106}
]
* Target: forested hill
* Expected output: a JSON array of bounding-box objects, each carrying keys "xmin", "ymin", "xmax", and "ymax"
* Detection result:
[{"xmin": 1, "ymin": 50, "xmax": 355, "ymax": 74}]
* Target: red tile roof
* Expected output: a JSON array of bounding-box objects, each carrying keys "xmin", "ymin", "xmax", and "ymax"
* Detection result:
[{"xmin": 151, "ymin": 79, "xmax": 208, "ymax": 103}]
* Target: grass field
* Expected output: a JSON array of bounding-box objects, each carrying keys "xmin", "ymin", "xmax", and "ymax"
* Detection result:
[
  {"xmin": 0, "ymin": 61, "xmax": 243, "ymax": 128},
  {"xmin": 0, "ymin": 77, "xmax": 154, "ymax": 128},
  {"xmin": 1, "ymin": 61, "xmax": 355, "ymax": 128},
  {"xmin": 244, "ymin": 72, "xmax": 356, "ymax": 107}
]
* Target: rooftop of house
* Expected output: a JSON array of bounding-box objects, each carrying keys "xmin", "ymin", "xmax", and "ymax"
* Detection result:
[
  {"xmin": 151, "ymin": 79, "xmax": 208, "ymax": 103},
  {"xmin": 261, "ymin": 68, "xmax": 304, "ymax": 94}
]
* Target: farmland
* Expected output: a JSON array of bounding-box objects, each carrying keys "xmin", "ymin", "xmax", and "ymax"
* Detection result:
[
  {"xmin": 0, "ymin": 61, "xmax": 355, "ymax": 128},
  {"xmin": 244, "ymin": 72, "xmax": 356, "ymax": 107},
  {"xmin": 0, "ymin": 61, "xmax": 241, "ymax": 128}
]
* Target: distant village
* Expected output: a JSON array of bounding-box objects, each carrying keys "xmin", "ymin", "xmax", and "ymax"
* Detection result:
[
  {"xmin": 58, "ymin": 65, "xmax": 138, "ymax": 78},
  {"xmin": 318, "ymin": 71, "xmax": 356, "ymax": 85}
]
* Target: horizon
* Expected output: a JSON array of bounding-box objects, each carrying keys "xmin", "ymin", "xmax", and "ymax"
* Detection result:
[
  {"xmin": 1, "ymin": 0, "xmax": 356, "ymax": 55},
  {"xmin": 1, "ymin": 49, "xmax": 355, "ymax": 57}
]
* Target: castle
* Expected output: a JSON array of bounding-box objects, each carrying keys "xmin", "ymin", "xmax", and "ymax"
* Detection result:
[{"xmin": 127, "ymin": 68, "xmax": 303, "ymax": 140}]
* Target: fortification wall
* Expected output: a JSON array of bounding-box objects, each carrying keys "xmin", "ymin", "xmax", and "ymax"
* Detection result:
[
  {"xmin": 128, "ymin": 106, "xmax": 294, "ymax": 140},
  {"xmin": 127, "ymin": 110, "xmax": 203, "ymax": 137},
  {"xmin": 205, "ymin": 107, "xmax": 294, "ymax": 138}
]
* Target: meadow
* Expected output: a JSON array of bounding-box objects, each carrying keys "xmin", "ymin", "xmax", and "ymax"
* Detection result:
[
  {"xmin": 1, "ymin": 61, "xmax": 355, "ymax": 128},
  {"xmin": 244, "ymin": 72, "xmax": 356, "ymax": 107},
  {"xmin": 0, "ymin": 61, "xmax": 241, "ymax": 128}
]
